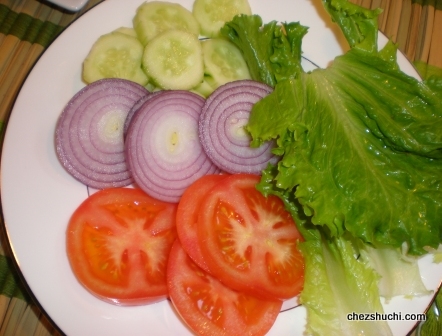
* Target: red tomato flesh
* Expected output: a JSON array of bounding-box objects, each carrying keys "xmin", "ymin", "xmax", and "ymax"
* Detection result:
[
  {"xmin": 176, "ymin": 174, "xmax": 228, "ymax": 273},
  {"xmin": 167, "ymin": 239, "xmax": 282, "ymax": 336},
  {"xmin": 66, "ymin": 187, "xmax": 177, "ymax": 305},
  {"xmin": 197, "ymin": 174, "xmax": 304, "ymax": 300}
]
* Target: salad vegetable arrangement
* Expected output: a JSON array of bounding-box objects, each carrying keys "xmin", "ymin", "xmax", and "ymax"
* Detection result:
[{"xmin": 53, "ymin": 0, "xmax": 442, "ymax": 335}]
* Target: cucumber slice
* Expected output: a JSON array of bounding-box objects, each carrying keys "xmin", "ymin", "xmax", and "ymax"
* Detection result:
[
  {"xmin": 112, "ymin": 27, "xmax": 137, "ymax": 37},
  {"xmin": 191, "ymin": 77, "xmax": 215, "ymax": 98},
  {"xmin": 82, "ymin": 32, "xmax": 148, "ymax": 85},
  {"xmin": 201, "ymin": 38, "xmax": 251, "ymax": 89},
  {"xmin": 142, "ymin": 30, "xmax": 204, "ymax": 91},
  {"xmin": 133, "ymin": 1, "xmax": 200, "ymax": 46},
  {"xmin": 192, "ymin": 0, "xmax": 252, "ymax": 38}
]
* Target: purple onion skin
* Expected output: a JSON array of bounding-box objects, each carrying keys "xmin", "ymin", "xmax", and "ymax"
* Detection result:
[
  {"xmin": 55, "ymin": 78, "xmax": 149, "ymax": 189},
  {"xmin": 199, "ymin": 80, "xmax": 279, "ymax": 175}
]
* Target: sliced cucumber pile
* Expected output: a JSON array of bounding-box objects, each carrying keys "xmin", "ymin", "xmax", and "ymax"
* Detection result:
[
  {"xmin": 142, "ymin": 30, "xmax": 204, "ymax": 90},
  {"xmin": 81, "ymin": 0, "xmax": 252, "ymax": 96},
  {"xmin": 82, "ymin": 31, "xmax": 148, "ymax": 86},
  {"xmin": 133, "ymin": 1, "xmax": 200, "ymax": 46},
  {"xmin": 192, "ymin": 0, "xmax": 252, "ymax": 37}
]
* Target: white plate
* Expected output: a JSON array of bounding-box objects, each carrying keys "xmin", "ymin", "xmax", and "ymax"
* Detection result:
[{"xmin": 1, "ymin": 0, "xmax": 441, "ymax": 335}]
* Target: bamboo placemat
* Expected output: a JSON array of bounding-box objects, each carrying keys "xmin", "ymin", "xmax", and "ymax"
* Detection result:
[{"xmin": 0, "ymin": 0, "xmax": 440, "ymax": 335}]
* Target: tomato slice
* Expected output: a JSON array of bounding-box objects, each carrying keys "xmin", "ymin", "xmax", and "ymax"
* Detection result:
[
  {"xmin": 66, "ymin": 187, "xmax": 177, "ymax": 305},
  {"xmin": 167, "ymin": 239, "xmax": 282, "ymax": 336},
  {"xmin": 176, "ymin": 174, "xmax": 228, "ymax": 272},
  {"xmin": 197, "ymin": 174, "xmax": 304, "ymax": 300}
]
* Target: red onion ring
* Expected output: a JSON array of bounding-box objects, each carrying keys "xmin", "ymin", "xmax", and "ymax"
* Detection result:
[
  {"xmin": 199, "ymin": 80, "xmax": 279, "ymax": 174},
  {"xmin": 125, "ymin": 90, "xmax": 220, "ymax": 203},
  {"xmin": 55, "ymin": 78, "xmax": 149, "ymax": 189},
  {"xmin": 123, "ymin": 91, "xmax": 161, "ymax": 138}
]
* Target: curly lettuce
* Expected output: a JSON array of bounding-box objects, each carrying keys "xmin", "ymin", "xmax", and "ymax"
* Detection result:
[
  {"xmin": 222, "ymin": 0, "xmax": 442, "ymax": 256},
  {"xmin": 249, "ymin": 62, "xmax": 442, "ymax": 255}
]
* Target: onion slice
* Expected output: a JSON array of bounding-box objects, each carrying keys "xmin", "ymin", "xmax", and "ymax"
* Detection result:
[
  {"xmin": 123, "ymin": 91, "xmax": 161, "ymax": 138},
  {"xmin": 125, "ymin": 90, "xmax": 220, "ymax": 203},
  {"xmin": 55, "ymin": 78, "xmax": 149, "ymax": 189},
  {"xmin": 199, "ymin": 79, "xmax": 279, "ymax": 174}
]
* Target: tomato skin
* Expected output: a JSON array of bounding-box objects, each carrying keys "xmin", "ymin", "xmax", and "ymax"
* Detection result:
[
  {"xmin": 176, "ymin": 174, "xmax": 228, "ymax": 273},
  {"xmin": 66, "ymin": 187, "xmax": 177, "ymax": 305},
  {"xmin": 167, "ymin": 239, "xmax": 282, "ymax": 336},
  {"xmin": 197, "ymin": 174, "xmax": 305, "ymax": 300}
]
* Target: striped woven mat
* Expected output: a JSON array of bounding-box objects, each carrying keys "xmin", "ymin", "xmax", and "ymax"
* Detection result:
[{"xmin": 0, "ymin": 0, "xmax": 440, "ymax": 335}]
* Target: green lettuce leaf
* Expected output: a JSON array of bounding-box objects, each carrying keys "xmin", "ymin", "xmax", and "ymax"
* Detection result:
[
  {"xmin": 360, "ymin": 244, "xmax": 431, "ymax": 300},
  {"xmin": 299, "ymin": 234, "xmax": 393, "ymax": 336},
  {"xmin": 321, "ymin": 0, "xmax": 382, "ymax": 52},
  {"xmin": 328, "ymin": 47, "xmax": 442, "ymax": 159},
  {"xmin": 248, "ymin": 57, "xmax": 442, "ymax": 255},
  {"xmin": 221, "ymin": 15, "xmax": 307, "ymax": 86}
]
